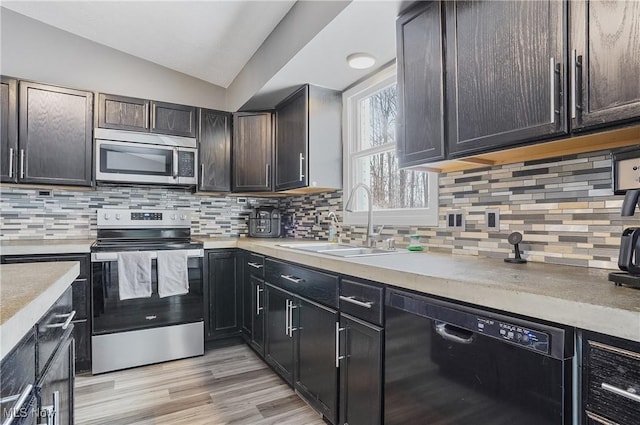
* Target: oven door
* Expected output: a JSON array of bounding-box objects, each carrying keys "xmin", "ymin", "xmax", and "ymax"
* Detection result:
[
  {"xmin": 95, "ymin": 139, "xmax": 197, "ymax": 185},
  {"xmin": 91, "ymin": 249, "xmax": 204, "ymax": 334}
]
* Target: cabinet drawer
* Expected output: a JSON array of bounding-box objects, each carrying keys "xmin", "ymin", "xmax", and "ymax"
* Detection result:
[
  {"xmin": 265, "ymin": 259, "xmax": 338, "ymax": 308},
  {"xmin": 584, "ymin": 339, "xmax": 640, "ymax": 425},
  {"xmin": 246, "ymin": 253, "xmax": 265, "ymax": 278},
  {"xmin": 340, "ymin": 278, "xmax": 383, "ymax": 326},
  {"xmin": 0, "ymin": 328, "xmax": 36, "ymax": 425},
  {"xmin": 37, "ymin": 287, "xmax": 73, "ymax": 377}
]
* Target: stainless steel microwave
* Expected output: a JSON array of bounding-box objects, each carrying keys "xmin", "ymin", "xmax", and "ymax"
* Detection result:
[{"xmin": 95, "ymin": 128, "xmax": 198, "ymax": 186}]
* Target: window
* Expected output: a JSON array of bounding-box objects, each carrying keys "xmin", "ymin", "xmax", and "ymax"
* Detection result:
[{"xmin": 343, "ymin": 64, "xmax": 439, "ymax": 226}]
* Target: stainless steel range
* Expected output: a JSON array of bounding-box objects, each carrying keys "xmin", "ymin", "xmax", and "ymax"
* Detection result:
[{"xmin": 90, "ymin": 208, "xmax": 204, "ymax": 374}]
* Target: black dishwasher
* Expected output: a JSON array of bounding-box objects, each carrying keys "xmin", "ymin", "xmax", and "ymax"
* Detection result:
[{"xmin": 385, "ymin": 288, "xmax": 573, "ymax": 425}]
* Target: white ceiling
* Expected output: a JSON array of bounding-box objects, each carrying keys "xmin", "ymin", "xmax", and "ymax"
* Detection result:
[
  {"xmin": 2, "ymin": 0, "xmax": 404, "ymax": 109},
  {"xmin": 1, "ymin": 0, "xmax": 296, "ymax": 88},
  {"xmin": 241, "ymin": 0, "xmax": 403, "ymax": 110}
]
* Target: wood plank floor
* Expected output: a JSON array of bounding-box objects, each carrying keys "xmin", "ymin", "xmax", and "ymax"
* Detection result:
[{"xmin": 74, "ymin": 342, "xmax": 326, "ymax": 425}]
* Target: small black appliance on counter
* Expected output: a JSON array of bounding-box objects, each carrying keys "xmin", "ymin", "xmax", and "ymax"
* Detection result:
[
  {"xmin": 248, "ymin": 207, "xmax": 282, "ymax": 238},
  {"xmin": 610, "ymin": 189, "xmax": 640, "ymax": 288}
]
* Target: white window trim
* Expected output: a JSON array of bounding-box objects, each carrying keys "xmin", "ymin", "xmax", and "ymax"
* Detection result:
[{"xmin": 342, "ymin": 64, "xmax": 439, "ymax": 227}]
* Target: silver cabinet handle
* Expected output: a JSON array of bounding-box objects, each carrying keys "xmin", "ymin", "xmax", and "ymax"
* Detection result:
[
  {"xmin": 288, "ymin": 302, "xmax": 297, "ymax": 337},
  {"xmin": 1, "ymin": 384, "xmax": 33, "ymax": 425},
  {"xmin": 285, "ymin": 299, "xmax": 290, "ymax": 336},
  {"xmin": 601, "ymin": 382, "xmax": 640, "ymax": 403},
  {"xmin": 299, "ymin": 152, "xmax": 305, "ymax": 181},
  {"xmin": 8, "ymin": 147, "xmax": 14, "ymax": 178},
  {"xmin": 265, "ymin": 163, "xmax": 270, "ymax": 187},
  {"xmin": 46, "ymin": 311, "xmax": 76, "ymax": 329},
  {"xmin": 248, "ymin": 262, "xmax": 263, "ymax": 269},
  {"xmin": 571, "ymin": 49, "xmax": 577, "ymax": 119},
  {"xmin": 281, "ymin": 274, "xmax": 304, "ymax": 284},
  {"xmin": 38, "ymin": 390, "xmax": 59, "ymax": 425},
  {"xmin": 19, "ymin": 149, "xmax": 24, "ymax": 179},
  {"xmin": 172, "ymin": 148, "xmax": 178, "ymax": 178},
  {"xmin": 549, "ymin": 57, "xmax": 556, "ymax": 124},
  {"xmin": 256, "ymin": 286, "xmax": 263, "ymax": 315},
  {"xmin": 335, "ymin": 322, "xmax": 345, "ymax": 368},
  {"xmin": 339, "ymin": 295, "xmax": 373, "ymax": 309}
]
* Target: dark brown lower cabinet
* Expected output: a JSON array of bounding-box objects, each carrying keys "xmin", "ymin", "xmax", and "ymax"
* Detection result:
[
  {"xmin": 339, "ymin": 313, "xmax": 382, "ymax": 425},
  {"xmin": 36, "ymin": 328, "xmax": 74, "ymax": 425},
  {"xmin": 206, "ymin": 250, "xmax": 241, "ymax": 340},
  {"xmin": 295, "ymin": 298, "xmax": 338, "ymax": 424},
  {"xmin": 265, "ymin": 283, "xmax": 295, "ymax": 385}
]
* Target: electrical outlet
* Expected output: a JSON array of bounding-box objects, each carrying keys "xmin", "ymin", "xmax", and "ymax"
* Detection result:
[
  {"xmin": 486, "ymin": 209, "xmax": 500, "ymax": 232},
  {"xmin": 446, "ymin": 210, "xmax": 465, "ymax": 230},
  {"xmin": 236, "ymin": 197, "xmax": 247, "ymax": 204}
]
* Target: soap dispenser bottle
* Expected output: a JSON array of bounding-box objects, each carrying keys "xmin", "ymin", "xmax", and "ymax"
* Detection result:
[{"xmin": 327, "ymin": 211, "xmax": 339, "ymax": 243}]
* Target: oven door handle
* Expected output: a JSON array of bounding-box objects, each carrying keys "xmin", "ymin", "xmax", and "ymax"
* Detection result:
[{"xmin": 91, "ymin": 249, "xmax": 204, "ymax": 262}]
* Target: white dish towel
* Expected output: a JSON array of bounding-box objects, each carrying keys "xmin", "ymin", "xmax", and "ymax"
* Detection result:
[
  {"xmin": 117, "ymin": 251, "xmax": 153, "ymax": 300},
  {"xmin": 157, "ymin": 250, "xmax": 190, "ymax": 298}
]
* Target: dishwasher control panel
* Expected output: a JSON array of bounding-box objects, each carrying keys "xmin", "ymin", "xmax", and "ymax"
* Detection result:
[{"xmin": 477, "ymin": 317, "xmax": 550, "ymax": 355}]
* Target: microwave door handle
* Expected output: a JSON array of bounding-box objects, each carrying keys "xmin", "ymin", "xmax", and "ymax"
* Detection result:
[{"xmin": 172, "ymin": 148, "xmax": 178, "ymax": 178}]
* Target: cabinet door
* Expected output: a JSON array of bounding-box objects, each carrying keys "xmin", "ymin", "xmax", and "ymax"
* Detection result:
[
  {"xmin": 151, "ymin": 101, "xmax": 197, "ymax": 138},
  {"xmin": 445, "ymin": 0, "xmax": 567, "ymax": 157},
  {"xmin": 275, "ymin": 85, "xmax": 308, "ymax": 191},
  {"xmin": 199, "ymin": 108, "xmax": 231, "ymax": 192},
  {"xmin": 232, "ymin": 112, "xmax": 273, "ymax": 192},
  {"xmin": 265, "ymin": 284, "xmax": 295, "ymax": 384},
  {"xmin": 71, "ymin": 320, "xmax": 91, "ymax": 374},
  {"xmin": 396, "ymin": 2, "xmax": 446, "ymax": 167},
  {"xmin": 1, "ymin": 76, "xmax": 18, "ymax": 183},
  {"xmin": 37, "ymin": 332, "xmax": 73, "ymax": 425},
  {"xmin": 19, "ymin": 82, "xmax": 93, "ymax": 186},
  {"xmin": 206, "ymin": 251, "xmax": 239, "ymax": 340},
  {"xmin": 250, "ymin": 276, "xmax": 265, "ymax": 356},
  {"xmin": 296, "ymin": 298, "xmax": 338, "ymax": 424},
  {"xmin": 570, "ymin": 1, "xmax": 640, "ymax": 131},
  {"xmin": 339, "ymin": 314, "xmax": 382, "ymax": 425},
  {"xmin": 97, "ymin": 93, "xmax": 149, "ymax": 132}
]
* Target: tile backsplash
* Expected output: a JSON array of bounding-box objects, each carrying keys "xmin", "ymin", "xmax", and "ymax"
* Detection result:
[
  {"xmin": 0, "ymin": 150, "xmax": 635, "ymax": 270},
  {"xmin": 0, "ymin": 184, "xmax": 277, "ymax": 240},
  {"xmin": 282, "ymin": 150, "xmax": 634, "ymax": 270}
]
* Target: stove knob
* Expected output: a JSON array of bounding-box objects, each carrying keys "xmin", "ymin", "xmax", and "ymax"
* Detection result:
[
  {"xmin": 180, "ymin": 214, "xmax": 187, "ymax": 220},
  {"xmin": 171, "ymin": 214, "xmax": 177, "ymax": 220},
  {"xmin": 103, "ymin": 213, "xmax": 110, "ymax": 220},
  {"xmin": 115, "ymin": 214, "xmax": 121, "ymax": 220}
]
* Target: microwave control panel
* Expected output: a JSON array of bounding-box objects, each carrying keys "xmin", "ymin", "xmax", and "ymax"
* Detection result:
[{"xmin": 178, "ymin": 151, "xmax": 195, "ymax": 177}]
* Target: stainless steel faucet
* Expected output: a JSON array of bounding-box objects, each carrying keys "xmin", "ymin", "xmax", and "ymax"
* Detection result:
[{"xmin": 345, "ymin": 183, "xmax": 376, "ymax": 247}]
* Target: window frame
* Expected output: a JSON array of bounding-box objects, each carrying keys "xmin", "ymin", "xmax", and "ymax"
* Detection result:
[{"xmin": 342, "ymin": 64, "xmax": 439, "ymax": 227}]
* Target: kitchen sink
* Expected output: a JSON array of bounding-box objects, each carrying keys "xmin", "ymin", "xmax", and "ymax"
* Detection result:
[{"xmin": 278, "ymin": 243, "xmax": 402, "ymax": 257}]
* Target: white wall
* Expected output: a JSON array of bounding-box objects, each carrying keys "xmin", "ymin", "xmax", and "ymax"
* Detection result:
[{"xmin": 0, "ymin": 8, "xmax": 228, "ymax": 110}]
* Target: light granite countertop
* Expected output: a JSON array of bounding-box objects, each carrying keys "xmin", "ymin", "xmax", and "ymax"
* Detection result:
[
  {"xmin": 2, "ymin": 237, "xmax": 638, "ymax": 342},
  {"xmin": 0, "ymin": 261, "xmax": 79, "ymax": 359},
  {"xmin": 236, "ymin": 239, "xmax": 640, "ymax": 343},
  {"xmin": 0, "ymin": 239, "xmax": 95, "ymax": 256}
]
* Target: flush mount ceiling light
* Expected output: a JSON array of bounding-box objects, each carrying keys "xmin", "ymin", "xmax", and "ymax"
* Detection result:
[{"xmin": 347, "ymin": 53, "xmax": 376, "ymax": 69}]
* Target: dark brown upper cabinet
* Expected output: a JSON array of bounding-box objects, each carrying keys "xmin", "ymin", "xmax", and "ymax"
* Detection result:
[
  {"xmin": 97, "ymin": 93, "xmax": 197, "ymax": 138},
  {"xmin": 396, "ymin": 2, "xmax": 446, "ymax": 167},
  {"xmin": 274, "ymin": 84, "xmax": 342, "ymax": 191},
  {"xmin": 445, "ymin": 0, "xmax": 568, "ymax": 158},
  {"xmin": 198, "ymin": 108, "xmax": 232, "ymax": 192},
  {"xmin": 19, "ymin": 81, "xmax": 93, "ymax": 186},
  {"xmin": 1, "ymin": 76, "xmax": 18, "ymax": 183},
  {"xmin": 232, "ymin": 111, "xmax": 273, "ymax": 192},
  {"xmin": 97, "ymin": 93, "xmax": 149, "ymax": 132},
  {"xmin": 569, "ymin": 0, "xmax": 640, "ymax": 132},
  {"xmin": 151, "ymin": 100, "xmax": 197, "ymax": 138}
]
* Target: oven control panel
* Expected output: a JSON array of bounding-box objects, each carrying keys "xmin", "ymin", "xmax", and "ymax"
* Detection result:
[
  {"xmin": 97, "ymin": 209, "xmax": 191, "ymax": 228},
  {"xmin": 476, "ymin": 317, "xmax": 550, "ymax": 355},
  {"xmin": 131, "ymin": 212, "xmax": 163, "ymax": 220}
]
